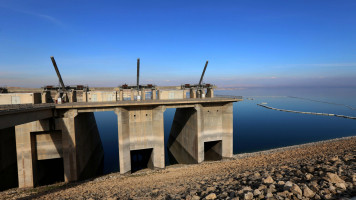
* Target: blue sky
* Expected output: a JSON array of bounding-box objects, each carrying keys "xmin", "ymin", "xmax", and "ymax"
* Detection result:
[{"xmin": 0, "ymin": 0, "xmax": 356, "ymax": 88}]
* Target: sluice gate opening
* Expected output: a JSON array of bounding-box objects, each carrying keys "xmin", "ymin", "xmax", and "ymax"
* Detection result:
[
  {"xmin": 204, "ymin": 140, "xmax": 222, "ymax": 161},
  {"xmin": 130, "ymin": 148, "xmax": 154, "ymax": 173},
  {"xmin": 36, "ymin": 158, "xmax": 64, "ymax": 186}
]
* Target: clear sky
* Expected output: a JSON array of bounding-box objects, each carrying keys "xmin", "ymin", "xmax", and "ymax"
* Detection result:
[{"xmin": 0, "ymin": 0, "xmax": 356, "ymax": 88}]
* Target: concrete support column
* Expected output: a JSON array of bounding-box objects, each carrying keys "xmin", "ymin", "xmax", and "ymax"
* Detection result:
[
  {"xmin": 130, "ymin": 89, "xmax": 134, "ymax": 101},
  {"xmin": 119, "ymin": 90, "xmax": 123, "ymax": 101},
  {"xmin": 141, "ymin": 89, "xmax": 146, "ymax": 100},
  {"xmin": 196, "ymin": 90, "xmax": 201, "ymax": 98},
  {"xmin": 190, "ymin": 88, "xmax": 196, "ymax": 98},
  {"xmin": 82, "ymin": 91, "xmax": 87, "ymax": 102},
  {"xmin": 206, "ymin": 88, "xmax": 214, "ymax": 98},
  {"xmin": 201, "ymin": 89, "xmax": 206, "ymax": 99},
  {"xmin": 168, "ymin": 103, "xmax": 234, "ymax": 164},
  {"xmin": 115, "ymin": 105, "xmax": 165, "ymax": 174},
  {"xmin": 56, "ymin": 109, "xmax": 78, "ymax": 182},
  {"xmin": 15, "ymin": 120, "xmax": 50, "ymax": 188},
  {"xmin": 151, "ymin": 89, "xmax": 156, "ymax": 100},
  {"xmin": 183, "ymin": 90, "xmax": 186, "ymax": 99},
  {"xmin": 41, "ymin": 91, "xmax": 51, "ymax": 103},
  {"xmin": 68, "ymin": 91, "xmax": 76, "ymax": 103},
  {"xmin": 157, "ymin": 90, "xmax": 162, "ymax": 100}
]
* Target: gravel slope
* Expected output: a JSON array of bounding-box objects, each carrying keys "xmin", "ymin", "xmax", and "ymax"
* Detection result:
[{"xmin": 1, "ymin": 136, "xmax": 355, "ymax": 200}]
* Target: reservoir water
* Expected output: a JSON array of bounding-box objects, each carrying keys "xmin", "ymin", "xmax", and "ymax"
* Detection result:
[{"xmin": 94, "ymin": 87, "xmax": 356, "ymax": 174}]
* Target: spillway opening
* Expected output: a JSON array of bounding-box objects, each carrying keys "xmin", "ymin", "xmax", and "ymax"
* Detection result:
[
  {"xmin": 37, "ymin": 158, "xmax": 64, "ymax": 186},
  {"xmin": 204, "ymin": 140, "xmax": 222, "ymax": 161},
  {"xmin": 130, "ymin": 148, "xmax": 154, "ymax": 173}
]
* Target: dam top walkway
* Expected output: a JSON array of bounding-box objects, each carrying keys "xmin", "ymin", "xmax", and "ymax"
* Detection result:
[{"xmin": 0, "ymin": 97, "xmax": 242, "ymax": 129}]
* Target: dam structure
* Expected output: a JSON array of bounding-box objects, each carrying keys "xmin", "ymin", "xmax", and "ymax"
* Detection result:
[{"xmin": 0, "ymin": 58, "xmax": 241, "ymax": 189}]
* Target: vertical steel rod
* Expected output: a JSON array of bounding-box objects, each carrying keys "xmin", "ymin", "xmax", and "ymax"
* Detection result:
[{"xmin": 137, "ymin": 58, "xmax": 140, "ymax": 90}]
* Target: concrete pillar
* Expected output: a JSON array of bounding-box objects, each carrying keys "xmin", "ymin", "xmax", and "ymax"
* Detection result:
[
  {"xmin": 151, "ymin": 89, "xmax": 156, "ymax": 100},
  {"xmin": 119, "ymin": 90, "xmax": 123, "ymax": 101},
  {"xmin": 41, "ymin": 91, "xmax": 51, "ymax": 103},
  {"xmin": 83, "ymin": 91, "xmax": 87, "ymax": 102},
  {"xmin": 183, "ymin": 89, "xmax": 186, "ymax": 99},
  {"xmin": 157, "ymin": 90, "xmax": 162, "ymax": 100},
  {"xmin": 168, "ymin": 103, "xmax": 233, "ymax": 164},
  {"xmin": 141, "ymin": 89, "xmax": 146, "ymax": 100},
  {"xmin": 201, "ymin": 89, "xmax": 205, "ymax": 99},
  {"xmin": 56, "ymin": 109, "xmax": 78, "ymax": 182},
  {"xmin": 130, "ymin": 89, "xmax": 134, "ymax": 101},
  {"xmin": 115, "ymin": 106, "xmax": 165, "ymax": 174},
  {"xmin": 190, "ymin": 88, "xmax": 196, "ymax": 99},
  {"xmin": 68, "ymin": 91, "xmax": 76, "ymax": 103},
  {"xmin": 15, "ymin": 120, "xmax": 50, "ymax": 188},
  {"xmin": 206, "ymin": 88, "xmax": 214, "ymax": 98},
  {"xmin": 196, "ymin": 90, "xmax": 201, "ymax": 98}
]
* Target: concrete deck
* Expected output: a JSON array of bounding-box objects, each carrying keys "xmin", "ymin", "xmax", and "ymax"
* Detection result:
[{"xmin": 55, "ymin": 97, "xmax": 241, "ymax": 111}]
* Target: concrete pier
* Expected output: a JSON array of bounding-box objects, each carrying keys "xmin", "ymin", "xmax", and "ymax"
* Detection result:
[
  {"xmin": 168, "ymin": 102, "xmax": 233, "ymax": 163},
  {"xmin": 13, "ymin": 111, "xmax": 103, "ymax": 188},
  {"xmin": 115, "ymin": 106, "xmax": 165, "ymax": 174}
]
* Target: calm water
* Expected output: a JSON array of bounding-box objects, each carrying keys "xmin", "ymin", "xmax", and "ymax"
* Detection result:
[{"xmin": 94, "ymin": 88, "xmax": 356, "ymax": 174}]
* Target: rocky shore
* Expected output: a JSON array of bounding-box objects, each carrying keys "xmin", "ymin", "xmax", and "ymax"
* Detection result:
[{"xmin": 1, "ymin": 136, "xmax": 355, "ymax": 200}]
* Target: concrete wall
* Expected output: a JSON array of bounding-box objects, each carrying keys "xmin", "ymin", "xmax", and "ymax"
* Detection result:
[
  {"xmin": 168, "ymin": 103, "xmax": 233, "ymax": 164},
  {"xmin": 0, "ymin": 127, "xmax": 18, "ymax": 190},
  {"xmin": 87, "ymin": 91, "xmax": 117, "ymax": 102},
  {"xmin": 13, "ymin": 111, "xmax": 104, "ymax": 188},
  {"xmin": 158, "ymin": 90, "xmax": 185, "ymax": 100},
  {"xmin": 0, "ymin": 93, "xmax": 41, "ymax": 105},
  {"xmin": 115, "ymin": 106, "xmax": 165, "ymax": 174}
]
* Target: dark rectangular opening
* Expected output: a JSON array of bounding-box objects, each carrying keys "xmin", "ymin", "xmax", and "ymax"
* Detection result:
[
  {"xmin": 130, "ymin": 148, "xmax": 153, "ymax": 173},
  {"xmin": 204, "ymin": 140, "xmax": 222, "ymax": 161},
  {"xmin": 37, "ymin": 158, "xmax": 64, "ymax": 186}
]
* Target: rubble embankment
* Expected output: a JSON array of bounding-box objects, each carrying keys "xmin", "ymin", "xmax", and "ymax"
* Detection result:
[{"xmin": 1, "ymin": 136, "xmax": 355, "ymax": 200}]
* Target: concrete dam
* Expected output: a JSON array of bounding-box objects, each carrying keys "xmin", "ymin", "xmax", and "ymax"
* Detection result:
[
  {"xmin": 0, "ymin": 88, "xmax": 241, "ymax": 189},
  {"xmin": 0, "ymin": 58, "xmax": 241, "ymax": 190}
]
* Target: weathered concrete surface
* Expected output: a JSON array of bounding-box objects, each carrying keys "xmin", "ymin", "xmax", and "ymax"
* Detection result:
[
  {"xmin": 0, "ymin": 105, "xmax": 54, "ymax": 130},
  {"xmin": 72, "ymin": 112, "xmax": 104, "ymax": 180},
  {"xmin": 87, "ymin": 91, "xmax": 117, "ymax": 102},
  {"xmin": 15, "ymin": 120, "xmax": 51, "ymax": 188},
  {"xmin": 0, "ymin": 93, "xmax": 41, "ymax": 105},
  {"xmin": 13, "ymin": 111, "xmax": 103, "ymax": 188},
  {"xmin": 115, "ymin": 106, "xmax": 165, "ymax": 174},
  {"xmin": 158, "ymin": 90, "xmax": 185, "ymax": 100},
  {"xmin": 0, "ymin": 127, "xmax": 18, "ymax": 190},
  {"xmin": 168, "ymin": 103, "xmax": 233, "ymax": 164}
]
